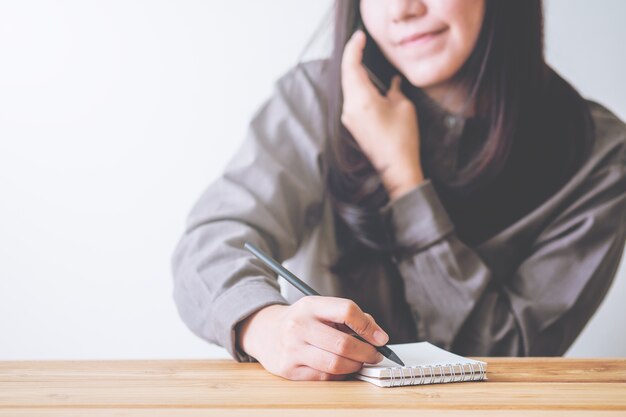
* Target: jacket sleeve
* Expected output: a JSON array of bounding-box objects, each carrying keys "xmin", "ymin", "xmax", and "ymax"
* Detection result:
[
  {"xmin": 171, "ymin": 62, "xmax": 327, "ymax": 362},
  {"xmin": 380, "ymin": 136, "xmax": 626, "ymax": 356}
]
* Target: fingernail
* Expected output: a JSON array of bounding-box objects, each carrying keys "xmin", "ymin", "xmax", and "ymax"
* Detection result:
[
  {"xmin": 376, "ymin": 352, "xmax": 385, "ymax": 363},
  {"xmin": 374, "ymin": 330, "xmax": 388, "ymax": 345}
]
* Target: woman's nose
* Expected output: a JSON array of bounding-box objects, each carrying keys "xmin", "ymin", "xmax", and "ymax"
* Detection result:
[{"xmin": 389, "ymin": 0, "xmax": 427, "ymax": 24}]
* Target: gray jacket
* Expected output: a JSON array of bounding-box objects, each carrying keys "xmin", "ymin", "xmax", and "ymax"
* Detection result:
[{"xmin": 171, "ymin": 59, "xmax": 626, "ymax": 362}]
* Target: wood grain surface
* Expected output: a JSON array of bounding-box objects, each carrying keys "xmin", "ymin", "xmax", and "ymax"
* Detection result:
[{"xmin": 1, "ymin": 358, "xmax": 625, "ymax": 416}]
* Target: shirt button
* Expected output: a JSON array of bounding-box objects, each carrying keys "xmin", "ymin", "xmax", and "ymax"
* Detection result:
[{"xmin": 444, "ymin": 115, "xmax": 457, "ymax": 129}]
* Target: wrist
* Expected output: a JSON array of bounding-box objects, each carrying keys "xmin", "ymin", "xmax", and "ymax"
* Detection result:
[
  {"xmin": 387, "ymin": 170, "xmax": 425, "ymax": 201},
  {"xmin": 236, "ymin": 304, "xmax": 287, "ymax": 358}
]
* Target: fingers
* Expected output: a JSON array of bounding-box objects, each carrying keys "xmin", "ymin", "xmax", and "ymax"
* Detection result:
[
  {"xmin": 267, "ymin": 296, "xmax": 391, "ymax": 382},
  {"xmin": 386, "ymin": 75, "xmax": 404, "ymax": 101},
  {"xmin": 304, "ymin": 321, "xmax": 384, "ymax": 365},
  {"xmin": 341, "ymin": 29, "xmax": 381, "ymax": 103},
  {"xmin": 306, "ymin": 296, "xmax": 390, "ymax": 347},
  {"xmin": 300, "ymin": 343, "xmax": 364, "ymax": 376}
]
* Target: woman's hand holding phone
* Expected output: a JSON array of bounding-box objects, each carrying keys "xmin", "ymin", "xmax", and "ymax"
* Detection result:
[{"xmin": 341, "ymin": 29, "xmax": 425, "ymax": 200}]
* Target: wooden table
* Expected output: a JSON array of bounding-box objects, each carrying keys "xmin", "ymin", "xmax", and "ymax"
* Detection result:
[{"xmin": 1, "ymin": 358, "xmax": 625, "ymax": 416}]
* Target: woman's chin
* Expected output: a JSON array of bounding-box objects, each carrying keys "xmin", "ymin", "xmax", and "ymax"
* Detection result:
[
  {"xmin": 403, "ymin": 72, "xmax": 447, "ymax": 89},
  {"xmin": 398, "ymin": 63, "xmax": 452, "ymax": 89}
]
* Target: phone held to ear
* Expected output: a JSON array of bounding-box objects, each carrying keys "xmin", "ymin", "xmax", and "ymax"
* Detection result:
[{"xmin": 357, "ymin": 20, "xmax": 401, "ymax": 95}]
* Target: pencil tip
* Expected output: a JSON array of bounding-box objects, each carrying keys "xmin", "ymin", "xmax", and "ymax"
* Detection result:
[{"xmin": 388, "ymin": 351, "xmax": 405, "ymax": 367}]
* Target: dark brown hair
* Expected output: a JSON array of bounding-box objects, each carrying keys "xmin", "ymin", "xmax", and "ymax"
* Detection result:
[{"xmin": 320, "ymin": 0, "xmax": 594, "ymax": 276}]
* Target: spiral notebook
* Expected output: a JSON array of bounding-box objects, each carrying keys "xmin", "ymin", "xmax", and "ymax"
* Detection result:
[{"xmin": 353, "ymin": 342, "xmax": 487, "ymax": 388}]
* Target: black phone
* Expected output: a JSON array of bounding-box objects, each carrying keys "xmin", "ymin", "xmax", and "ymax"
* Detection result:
[{"xmin": 357, "ymin": 20, "xmax": 400, "ymax": 95}]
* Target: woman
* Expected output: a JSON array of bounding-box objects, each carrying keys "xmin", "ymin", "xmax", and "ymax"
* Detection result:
[{"xmin": 171, "ymin": 0, "xmax": 626, "ymax": 381}]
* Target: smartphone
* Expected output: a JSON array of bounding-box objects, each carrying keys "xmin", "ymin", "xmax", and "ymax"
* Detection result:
[{"xmin": 357, "ymin": 20, "xmax": 400, "ymax": 95}]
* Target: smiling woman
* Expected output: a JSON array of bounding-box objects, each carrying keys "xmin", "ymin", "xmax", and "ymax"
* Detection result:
[
  {"xmin": 171, "ymin": 0, "xmax": 626, "ymax": 382},
  {"xmin": 361, "ymin": 0, "xmax": 485, "ymax": 91}
]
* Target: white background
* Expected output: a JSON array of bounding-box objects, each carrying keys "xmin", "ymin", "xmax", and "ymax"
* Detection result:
[{"xmin": 0, "ymin": 0, "xmax": 624, "ymax": 360}]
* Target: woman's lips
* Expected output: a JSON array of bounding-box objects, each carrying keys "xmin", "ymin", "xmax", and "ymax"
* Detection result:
[{"xmin": 398, "ymin": 28, "xmax": 447, "ymax": 47}]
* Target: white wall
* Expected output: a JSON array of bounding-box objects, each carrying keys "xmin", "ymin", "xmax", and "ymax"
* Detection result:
[
  {"xmin": 0, "ymin": 0, "xmax": 623, "ymax": 360},
  {"xmin": 543, "ymin": 0, "xmax": 626, "ymax": 357}
]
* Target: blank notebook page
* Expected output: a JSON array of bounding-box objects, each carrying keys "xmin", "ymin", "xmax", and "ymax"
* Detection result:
[{"xmin": 358, "ymin": 341, "xmax": 487, "ymax": 378}]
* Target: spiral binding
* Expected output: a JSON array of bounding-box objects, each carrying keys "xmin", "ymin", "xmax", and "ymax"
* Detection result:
[{"xmin": 385, "ymin": 362, "xmax": 487, "ymax": 387}]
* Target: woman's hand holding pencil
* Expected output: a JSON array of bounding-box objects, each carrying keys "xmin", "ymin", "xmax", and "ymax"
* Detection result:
[
  {"xmin": 236, "ymin": 295, "xmax": 388, "ymax": 381},
  {"xmin": 234, "ymin": 241, "xmax": 400, "ymax": 382}
]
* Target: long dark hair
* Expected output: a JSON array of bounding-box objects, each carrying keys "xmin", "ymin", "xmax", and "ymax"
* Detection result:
[{"xmin": 321, "ymin": 0, "xmax": 594, "ymax": 277}]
